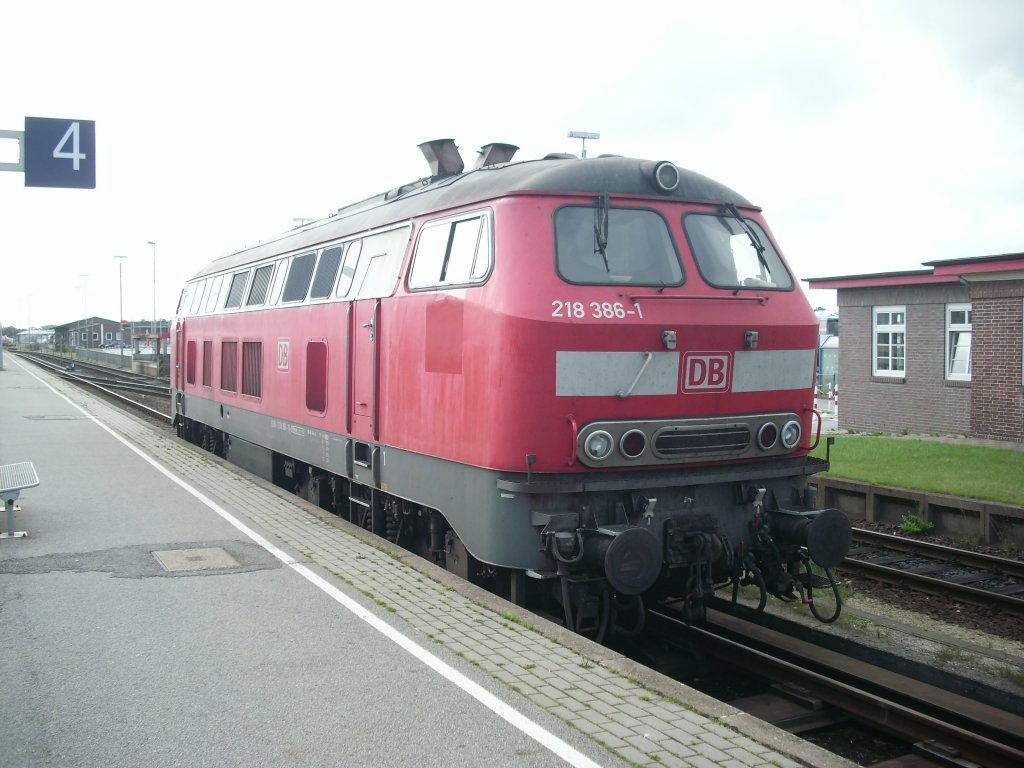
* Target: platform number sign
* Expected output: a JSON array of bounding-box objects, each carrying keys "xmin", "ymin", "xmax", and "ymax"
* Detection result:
[{"xmin": 24, "ymin": 117, "xmax": 96, "ymax": 189}]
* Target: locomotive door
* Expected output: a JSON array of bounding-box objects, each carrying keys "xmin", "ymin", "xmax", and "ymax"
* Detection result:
[
  {"xmin": 173, "ymin": 320, "xmax": 185, "ymax": 416},
  {"xmin": 174, "ymin": 320, "xmax": 184, "ymax": 391},
  {"xmin": 350, "ymin": 298, "xmax": 379, "ymax": 440}
]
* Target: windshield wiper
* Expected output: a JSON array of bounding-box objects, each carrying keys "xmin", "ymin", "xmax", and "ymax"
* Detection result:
[
  {"xmin": 722, "ymin": 202, "xmax": 771, "ymax": 273},
  {"xmin": 594, "ymin": 192, "xmax": 611, "ymax": 272}
]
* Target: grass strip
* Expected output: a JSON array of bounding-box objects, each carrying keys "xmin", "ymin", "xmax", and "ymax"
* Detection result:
[{"xmin": 811, "ymin": 436, "xmax": 1024, "ymax": 507}]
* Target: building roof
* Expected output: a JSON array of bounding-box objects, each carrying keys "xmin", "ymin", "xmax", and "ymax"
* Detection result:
[{"xmin": 805, "ymin": 252, "xmax": 1024, "ymax": 289}]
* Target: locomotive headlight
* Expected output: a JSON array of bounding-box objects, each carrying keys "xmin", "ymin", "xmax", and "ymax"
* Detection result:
[
  {"xmin": 584, "ymin": 430, "xmax": 614, "ymax": 461},
  {"xmin": 780, "ymin": 420, "xmax": 802, "ymax": 449}
]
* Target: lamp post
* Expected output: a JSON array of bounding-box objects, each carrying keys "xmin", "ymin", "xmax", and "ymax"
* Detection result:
[
  {"xmin": 147, "ymin": 241, "xmax": 156, "ymax": 337},
  {"xmin": 114, "ymin": 255, "xmax": 127, "ymax": 363}
]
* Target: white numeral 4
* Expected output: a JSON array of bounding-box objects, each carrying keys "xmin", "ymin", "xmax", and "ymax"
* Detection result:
[{"xmin": 53, "ymin": 122, "xmax": 86, "ymax": 170}]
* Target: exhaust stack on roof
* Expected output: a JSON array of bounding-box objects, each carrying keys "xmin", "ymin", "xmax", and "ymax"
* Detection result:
[
  {"xmin": 473, "ymin": 143, "xmax": 519, "ymax": 170},
  {"xmin": 418, "ymin": 139, "xmax": 465, "ymax": 177}
]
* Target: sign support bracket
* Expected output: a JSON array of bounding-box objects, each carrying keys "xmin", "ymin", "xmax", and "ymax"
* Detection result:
[{"xmin": 0, "ymin": 129, "xmax": 25, "ymax": 172}]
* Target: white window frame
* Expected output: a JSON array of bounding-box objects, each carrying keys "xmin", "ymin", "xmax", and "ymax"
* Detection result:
[
  {"xmin": 945, "ymin": 303, "xmax": 972, "ymax": 381},
  {"xmin": 873, "ymin": 305, "xmax": 906, "ymax": 378}
]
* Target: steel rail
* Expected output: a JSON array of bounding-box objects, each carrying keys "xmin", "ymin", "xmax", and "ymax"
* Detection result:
[
  {"xmin": 15, "ymin": 350, "xmax": 169, "ymax": 386},
  {"xmin": 843, "ymin": 530, "xmax": 1024, "ymax": 617},
  {"xmin": 17, "ymin": 353, "xmax": 172, "ymax": 424},
  {"xmin": 650, "ymin": 607, "xmax": 1024, "ymax": 768},
  {"xmin": 851, "ymin": 528, "xmax": 1024, "ymax": 579},
  {"xmin": 838, "ymin": 558, "xmax": 1024, "ymax": 617}
]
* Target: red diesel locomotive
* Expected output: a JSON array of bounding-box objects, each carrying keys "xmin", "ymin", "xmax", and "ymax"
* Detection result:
[{"xmin": 172, "ymin": 139, "xmax": 851, "ymax": 637}]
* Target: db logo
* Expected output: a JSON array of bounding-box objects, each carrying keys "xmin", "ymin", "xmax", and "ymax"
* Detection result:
[
  {"xmin": 683, "ymin": 353, "xmax": 731, "ymax": 392},
  {"xmin": 277, "ymin": 339, "xmax": 290, "ymax": 371}
]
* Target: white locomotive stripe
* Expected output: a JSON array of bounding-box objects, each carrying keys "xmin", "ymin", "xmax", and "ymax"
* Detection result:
[
  {"xmin": 556, "ymin": 350, "xmax": 679, "ymax": 396},
  {"xmin": 21, "ymin": 360, "xmax": 605, "ymax": 768},
  {"xmin": 732, "ymin": 349, "xmax": 815, "ymax": 392}
]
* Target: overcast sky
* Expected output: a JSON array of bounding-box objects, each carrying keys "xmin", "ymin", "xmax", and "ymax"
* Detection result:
[{"xmin": 2, "ymin": 0, "xmax": 1022, "ymax": 330}]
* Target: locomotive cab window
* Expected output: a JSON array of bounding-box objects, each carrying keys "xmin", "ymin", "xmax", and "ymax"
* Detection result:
[
  {"xmin": 684, "ymin": 212, "xmax": 793, "ymax": 290},
  {"xmin": 555, "ymin": 206, "xmax": 682, "ymax": 286},
  {"xmin": 409, "ymin": 212, "xmax": 492, "ymax": 289}
]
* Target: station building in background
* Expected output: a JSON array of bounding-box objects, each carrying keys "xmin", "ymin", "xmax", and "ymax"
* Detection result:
[
  {"xmin": 53, "ymin": 317, "xmax": 122, "ymax": 349},
  {"xmin": 53, "ymin": 317, "xmax": 171, "ymax": 350},
  {"xmin": 806, "ymin": 252, "xmax": 1024, "ymax": 443}
]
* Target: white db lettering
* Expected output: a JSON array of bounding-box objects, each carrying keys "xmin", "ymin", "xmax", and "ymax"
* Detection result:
[{"xmin": 684, "ymin": 354, "xmax": 729, "ymax": 391}]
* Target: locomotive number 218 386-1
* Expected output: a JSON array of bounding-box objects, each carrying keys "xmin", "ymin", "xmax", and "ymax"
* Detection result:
[{"xmin": 550, "ymin": 300, "xmax": 643, "ymax": 320}]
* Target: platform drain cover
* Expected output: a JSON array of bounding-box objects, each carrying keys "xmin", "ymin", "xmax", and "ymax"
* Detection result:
[{"xmin": 152, "ymin": 547, "xmax": 240, "ymax": 572}]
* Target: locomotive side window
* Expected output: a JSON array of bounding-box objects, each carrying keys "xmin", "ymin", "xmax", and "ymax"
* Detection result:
[
  {"xmin": 282, "ymin": 252, "xmax": 316, "ymax": 302},
  {"xmin": 186, "ymin": 340, "xmax": 197, "ymax": 385},
  {"xmin": 306, "ymin": 340, "xmax": 328, "ymax": 414},
  {"xmin": 555, "ymin": 206, "xmax": 682, "ymax": 286},
  {"xmin": 224, "ymin": 271, "xmax": 250, "ymax": 309},
  {"xmin": 221, "ymin": 340, "xmax": 238, "ymax": 393},
  {"xmin": 204, "ymin": 275, "xmax": 225, "ymax": 314},
  {"xmin": 202, "ymin": 341, "xmax": 213, "ymax": 387},
  {"xmin": 268, "ymin": 258, "xmax": 288, "ymax": 305},
  {"xmin": 246, "ymin": 264, "xmax": 275, "ymax": 306},
  {"xmin": 310, "ymin": 246, "xmax": 342, "ymax": 299},
  {"xmin": 409, "ymin": 213, "xmax": 492, "ymax": 289},
  {"xmin": 241, "ymin": 341, "xmax": 263, "ymax": 398},
  {"xmin": 188, "ymin": 280, "xmax": 207, "ymax": 315},
  {"xmin": 683, "ymin": 213, "xmax": 793, "ymax": 290},
  {"xmin": 352, "ymin": 225, "xmax": 412, "ymax": 299},
  {"xmin": 335, "ymin": 241, "xmax": 361, "ymax": 297}
]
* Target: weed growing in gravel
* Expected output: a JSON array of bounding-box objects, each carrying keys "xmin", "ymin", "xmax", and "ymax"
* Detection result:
[{"xmin": 900, "ymin": 513, "xmax": 934, "ymax": 534}]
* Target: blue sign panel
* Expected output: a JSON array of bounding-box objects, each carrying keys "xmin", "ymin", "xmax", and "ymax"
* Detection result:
[{"xmin": 24, "ymin": 117, "xmax": 96, "ymax": 189}]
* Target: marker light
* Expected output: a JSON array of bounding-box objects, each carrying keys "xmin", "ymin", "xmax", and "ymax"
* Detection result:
[
  {"xmin": 757, "ymin": 422, "xmax": 779, "ymax": 450},
  {"xmin": 619, "ymin": 429, "xmax": 647, "ymax": 459}
]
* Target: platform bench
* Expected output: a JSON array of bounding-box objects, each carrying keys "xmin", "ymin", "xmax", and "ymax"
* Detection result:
[{"xmin": 1, "ymin": 461, "xmax": 39, "ymax": 539}]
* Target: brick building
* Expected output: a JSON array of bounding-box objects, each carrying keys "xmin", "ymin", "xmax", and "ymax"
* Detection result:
[{"xmin": 807, "ymin": 253, "xmax": 1023, "ymax": 442}]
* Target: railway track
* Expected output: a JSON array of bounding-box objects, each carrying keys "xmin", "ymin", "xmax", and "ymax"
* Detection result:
[
  {"xmin": 15, "ymin": 350, "xmax": 172, "ymax": 425},
  {"xmin": 842, "ymin": 528, "xmax": 1024, "ymax": 619},
  {"xmin": 645, "ymin": 605, "xmax": 1024, "ymax": 768}
]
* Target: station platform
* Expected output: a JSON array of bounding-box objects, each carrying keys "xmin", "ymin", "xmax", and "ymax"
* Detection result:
[{"xmin": 0, "ymin": 358, "xmax": 852, "ymax": 768}]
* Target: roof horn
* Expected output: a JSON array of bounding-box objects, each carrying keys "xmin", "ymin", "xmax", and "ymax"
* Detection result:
[{"xmin": 418, "ymin": 139, "xmax": 465, "ymax": 177}]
